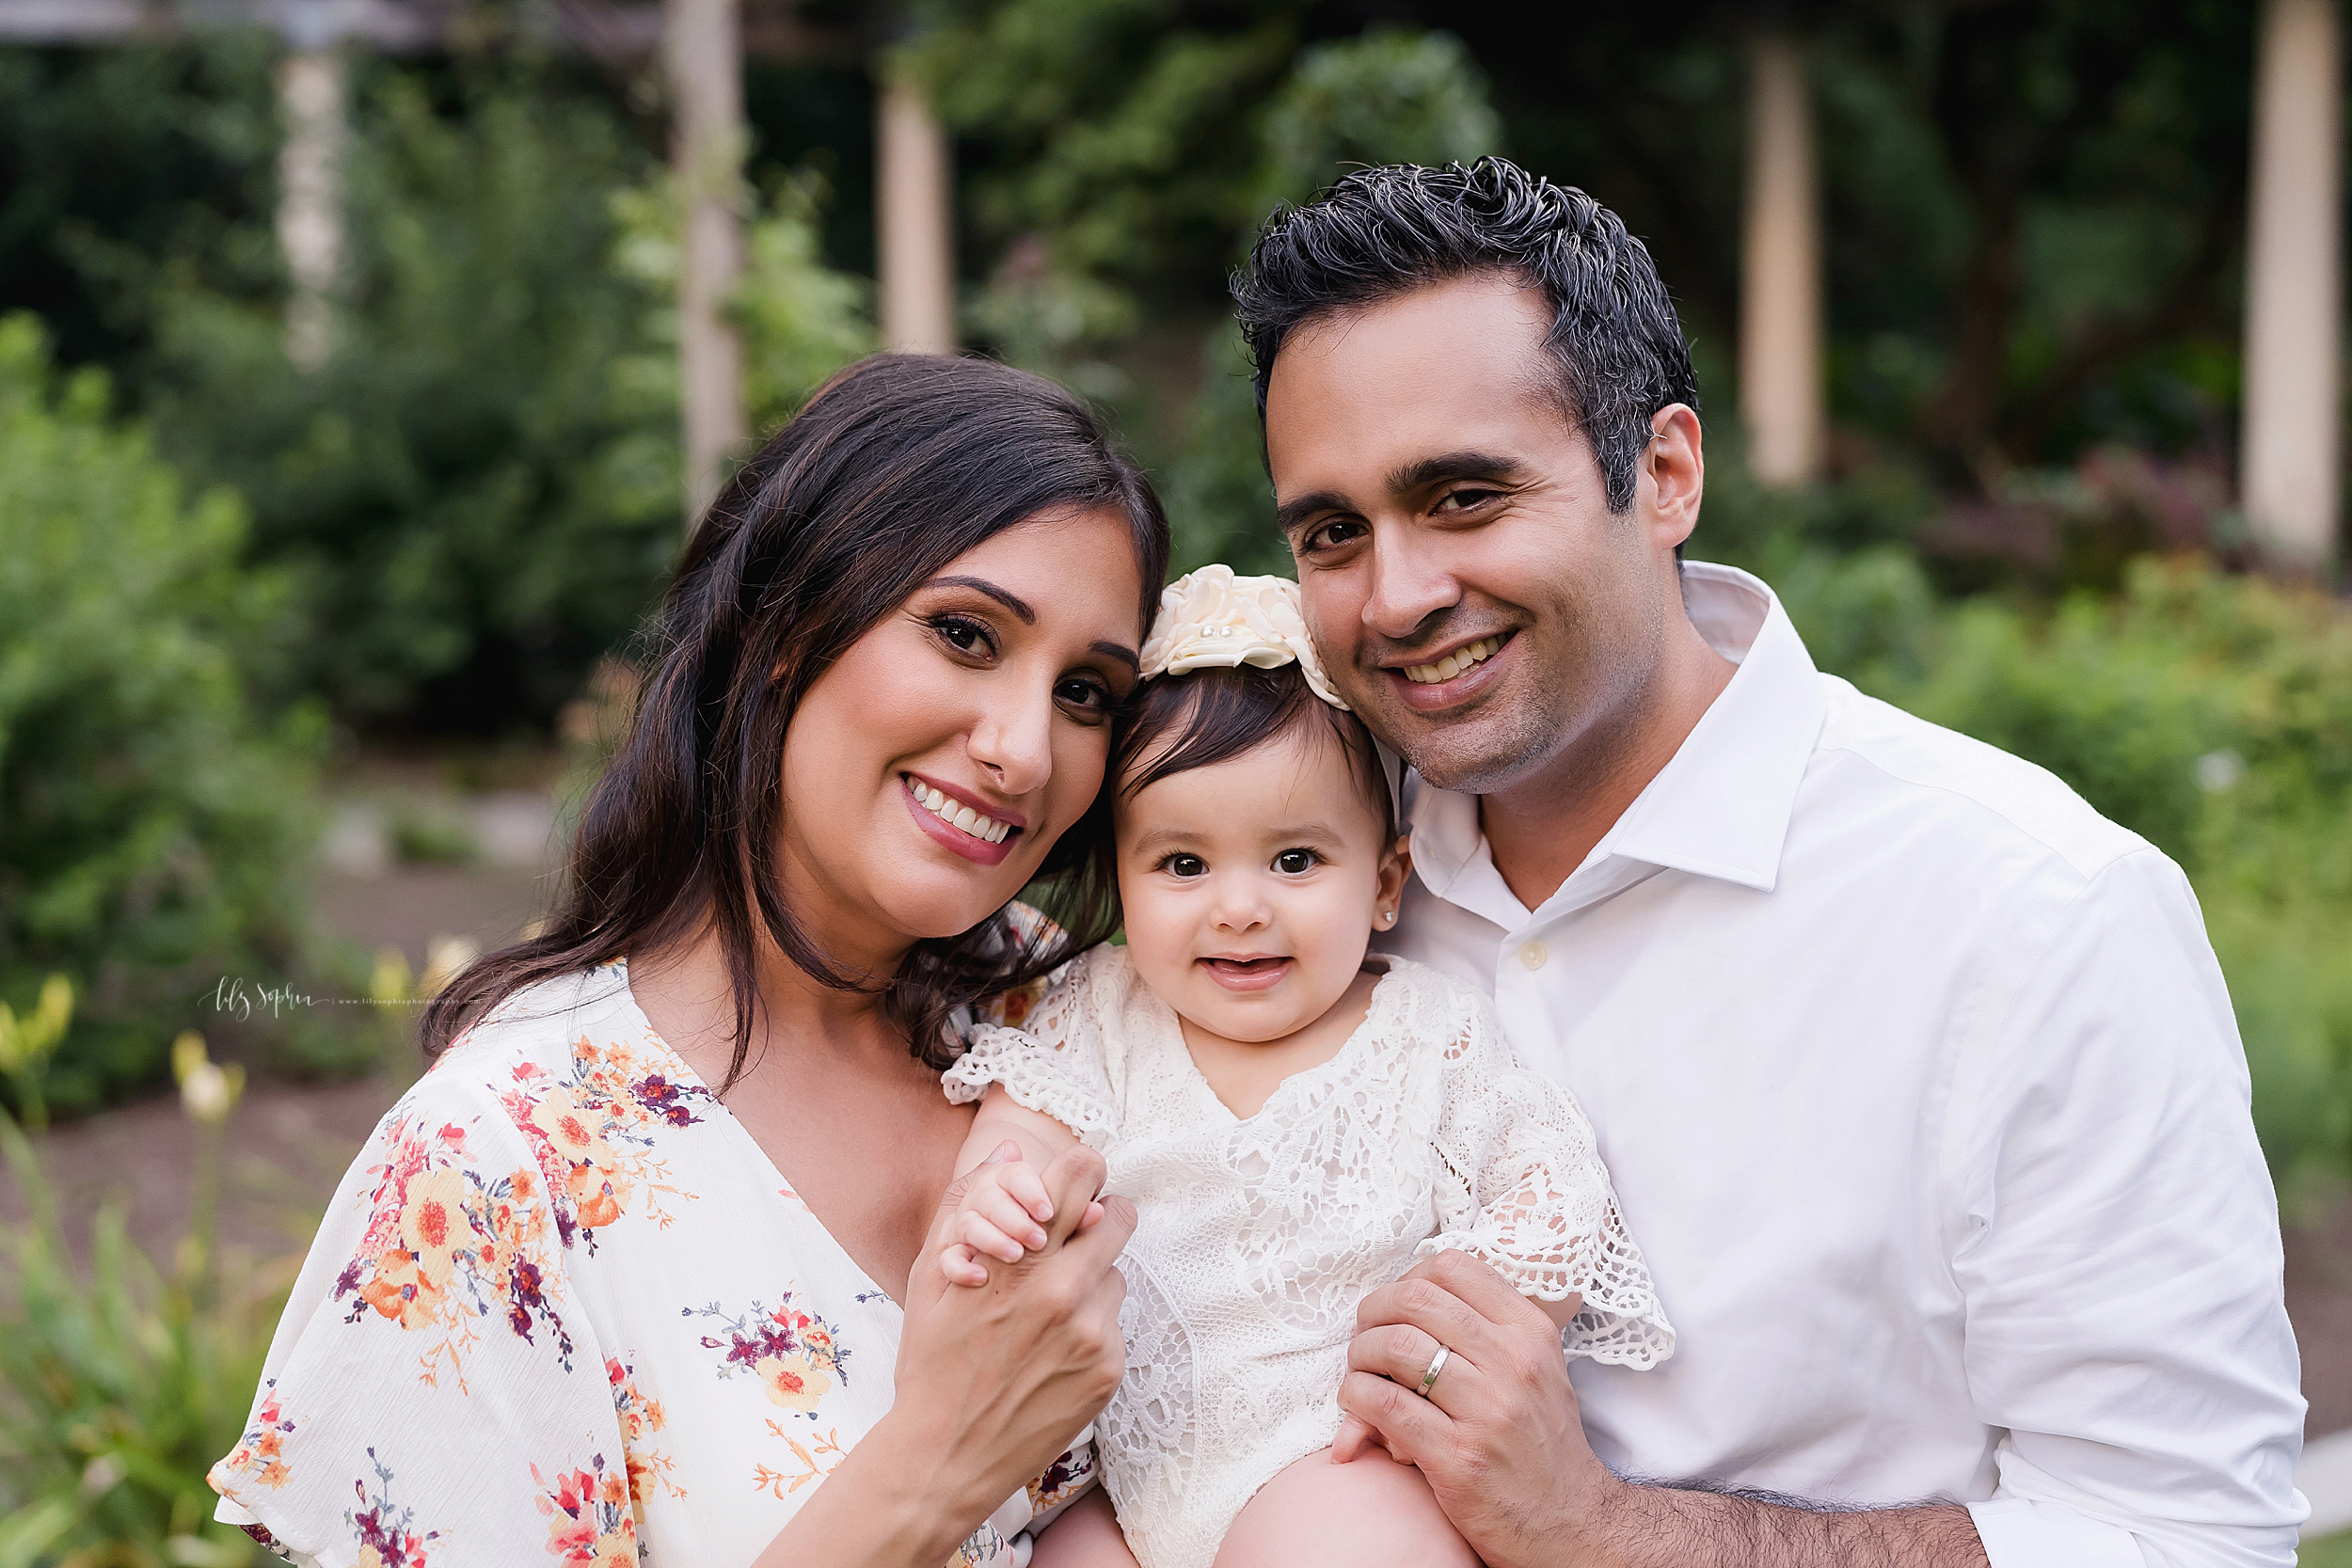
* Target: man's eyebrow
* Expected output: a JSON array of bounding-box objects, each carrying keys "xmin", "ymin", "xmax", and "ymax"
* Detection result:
[
  {"xmin": 1090, "ymin": 641, "xmax": 1141, "ymax": 672},
  {"xmin": 1383, "ymin": 450, "xmax": 1526, "ymax": 495},
  {"xmin": 923, "ymin": 575, "xmax": 1035, "ymax": 624},
  {"xmin": 1276, "ymin": 490, "xmax": 1353, "ymax": 535},
  {"xmin": 1275, "ymin": 451, "xmax": 1529, "ymax": 536}
]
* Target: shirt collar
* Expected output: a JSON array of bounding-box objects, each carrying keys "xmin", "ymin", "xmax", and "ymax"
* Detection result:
[{"xmin": 1405, "ymin": 562, "xmax": 1826, "ymax": 902}]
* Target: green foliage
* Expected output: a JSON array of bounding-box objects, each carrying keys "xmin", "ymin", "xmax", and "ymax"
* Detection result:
[
  {"xmin": 936, "ymin": 16, "xmax": 1503, "ymax": 572},
  {"xmin": 0, "ymin": 316, "xmax": 345, "ymax": 1114},
  {"xmin": 0, "ymin": 1089, "xmax": 276, "ymax": 1567},
  {"xmin": 1251, "ymin": 28, "xmax": 1502, "ymax": 214},
  {"xmin": 2303, "ymin": 1529, "xmax": 2352, "ymax": 1568},
  {"xmin": 611, "ymin": 167, "xmax": 877, "ymax": 440},
  {"xmin": 147, "ymin": 66, "xmax": 679, "ymax": 733}
]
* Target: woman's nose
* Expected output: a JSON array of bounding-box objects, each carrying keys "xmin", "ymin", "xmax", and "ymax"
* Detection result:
[{"xmin": 968, "ymin": 679, "xmax": 1055, "ymax": 797}]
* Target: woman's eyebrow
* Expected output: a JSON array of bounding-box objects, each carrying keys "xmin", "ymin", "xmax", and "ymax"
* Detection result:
[
  {"xmin": 926, "ymin": 575, "xmax": 1036, "ymax": 624},
  {"xmin": 1091, "ymin": 641, "xmax": 1141, "ymax": 672}
]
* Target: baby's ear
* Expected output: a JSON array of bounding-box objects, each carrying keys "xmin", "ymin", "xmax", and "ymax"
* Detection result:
[{"xmin": 1375, "ymin": 834, "xmax": 1413, "ymax": 920}]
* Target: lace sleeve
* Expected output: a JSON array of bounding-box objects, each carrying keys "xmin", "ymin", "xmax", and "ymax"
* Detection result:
[
  {"xmin": 941, "ymin": 950, "xmax": 1120, "ymax": 1151},
  {"xmin": 1419, "ymin": 985, "xmax": 1676, "ymax": 1370}
]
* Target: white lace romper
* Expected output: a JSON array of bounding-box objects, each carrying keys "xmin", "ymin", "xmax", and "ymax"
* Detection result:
[{"xmin": 942, "ymin": 944, "xmax": 1675, "ymax": 1568}]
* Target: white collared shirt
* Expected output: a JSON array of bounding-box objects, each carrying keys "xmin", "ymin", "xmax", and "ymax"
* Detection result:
[{"xmin": 1387, "ymin": 562, "xmax": 2309, "ymax": 1568}]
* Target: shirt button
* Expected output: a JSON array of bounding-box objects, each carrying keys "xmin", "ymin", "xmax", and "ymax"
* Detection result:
[{"xmin": 1518, "ymin": 940, "xmax": 1548, "ymax": 971}]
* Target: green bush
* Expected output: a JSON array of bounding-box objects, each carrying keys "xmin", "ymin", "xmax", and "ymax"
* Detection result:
[
  {"xmin": 0, "ymin": 1025, "xmax": 277, "ymax": 1568},
  {"xmin": 0, "ymin": 315, "xmax": 340, "ymax": 1113},
  {"xmin": 147, "ymin": 66, "xmax": 680, "ymax": 734}
]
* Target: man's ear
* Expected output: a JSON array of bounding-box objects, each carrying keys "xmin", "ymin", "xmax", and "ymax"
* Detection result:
[{"xmin": 1643, "ymin": 404, "xmax": 1705, "ymax": 554}]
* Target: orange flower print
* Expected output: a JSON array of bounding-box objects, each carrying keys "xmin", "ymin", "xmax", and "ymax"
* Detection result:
[
  {"xmin": 692, "ymin": 1295, "xmax": 851, "ymax": 1424},
  {"xmin": 501, "ymin": 1034, "xmax": 712, "ymax": 1256},
  {"xmin": 606, "ymin": 1354, "xmax": 683, "ymax": 1527},
  {"xmin": 211, "ymin": 1381, "xmax": 296, "ymax": 1493},
  {"xmin": 532, "ymin": 1454, "xmax": 639, "ymax": 1567},
  {"xmin": 334, "ymin": 1117, "xmax": 574, "ymax": 1386}
]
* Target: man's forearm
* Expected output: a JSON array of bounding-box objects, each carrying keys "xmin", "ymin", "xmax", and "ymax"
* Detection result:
[{"xmin": 1573, "ymin": 1483, "xmax": 1990, "ymax": 1568}]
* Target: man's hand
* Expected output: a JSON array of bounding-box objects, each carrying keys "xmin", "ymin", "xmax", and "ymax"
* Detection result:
[
  {"xmin": 1336, "ymin": 1249, "xmax": 1624, "ymax": 1567},
  {"xmin": 1336, "ymin": 1251, "xmax": 1990, "ymax": 1568}
]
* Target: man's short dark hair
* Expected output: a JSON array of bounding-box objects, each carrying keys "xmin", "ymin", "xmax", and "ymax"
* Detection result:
[{"xmin": 1232, "ymin": 157, "xmax": 1699, "ymax": 515}]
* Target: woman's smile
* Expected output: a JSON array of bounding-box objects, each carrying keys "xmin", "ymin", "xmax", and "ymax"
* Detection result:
[{"xmin": 901, "ymin": 772, "xmax": 1024, "ymax": 865}]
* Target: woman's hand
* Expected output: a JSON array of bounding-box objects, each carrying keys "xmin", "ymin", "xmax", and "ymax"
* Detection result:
[{"xmin": 755, "ymin": 1141, "xmax": 1134, "ymax": 1567}]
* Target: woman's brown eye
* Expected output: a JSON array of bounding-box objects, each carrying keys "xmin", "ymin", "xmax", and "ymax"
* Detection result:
[{"xmin": 933, "ymin": 616, "xmax": 988, "ymax": 654}]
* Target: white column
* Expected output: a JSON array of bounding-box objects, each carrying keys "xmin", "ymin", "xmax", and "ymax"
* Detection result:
[
  {"xmin": 665, "ymin": 0, "xmax": 749, "ymax": 532},
  {"xmin": 1738, "ymin": 33, "xmax": 1827, "ymax": 488},
  {"xmin": 2241, "ymin": 0, "xmax": 2343, "ymax": 571},
  {"xmin": 276, "ymin": 47, "xmax": 345, "ymax": 372},
  {"xmin": 877, "ymin": 75, "xmax": 956, "ymax": 355}
]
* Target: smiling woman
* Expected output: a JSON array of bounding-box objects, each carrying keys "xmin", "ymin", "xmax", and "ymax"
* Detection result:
[{"xmin": 208, "ymin": 354, "xmax": 1172, "ymax": 1568}]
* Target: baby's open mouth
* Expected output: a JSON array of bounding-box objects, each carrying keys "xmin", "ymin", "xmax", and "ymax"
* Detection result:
[{"xmin": 1200, "ymin": 956, "xmax": 1292, "ymax": 990}]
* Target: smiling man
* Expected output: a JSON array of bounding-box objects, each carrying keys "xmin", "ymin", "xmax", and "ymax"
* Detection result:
[{"xmin": 1236, "ymin": 158, "xmax": 2308, "ymax": 1568}]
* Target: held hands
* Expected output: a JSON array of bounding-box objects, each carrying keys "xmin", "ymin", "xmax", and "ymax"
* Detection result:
[
  {"xmin": 889, "ymin": 1140, "xmax": 1135, "ymax": 1544},
  {"xmin": 939, "ymin": 1140, "xmax": 1110, "ymax": 1287}
]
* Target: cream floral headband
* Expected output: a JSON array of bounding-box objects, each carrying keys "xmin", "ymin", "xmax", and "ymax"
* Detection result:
[{"xmin": 1136, "ymin": 565, "xmax": 1347, "ymax": 709}]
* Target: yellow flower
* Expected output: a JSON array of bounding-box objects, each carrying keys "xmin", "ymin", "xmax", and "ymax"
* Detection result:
[
  {"xmin": 398, "ymin": 1164, "xmax": 470, "ymax": 1289},
  {"xmin": 530, "ymin": 1086, "xmax": 612, "ymax": 1166},
  {"xmin": 755, "ymin": 1353, "xmax": 831, "ymax": 1412}
]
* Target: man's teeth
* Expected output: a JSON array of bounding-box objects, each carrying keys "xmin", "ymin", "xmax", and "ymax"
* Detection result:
[
  {"xmin": 1404, "ymin": 637, "xmax": 1503, "ymax": 685},
  {"xmin": 912, "ymin": 782, "xmax": 1012, "ymax": 844}
]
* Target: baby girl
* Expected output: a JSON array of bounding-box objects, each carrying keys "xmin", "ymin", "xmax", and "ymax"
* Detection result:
[{"xmin": 937, "ymin": 568, "xmax": 1673, "ymax": 1568}]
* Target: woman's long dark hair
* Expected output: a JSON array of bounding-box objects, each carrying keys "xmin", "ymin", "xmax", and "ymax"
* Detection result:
[{"xmin": 421, "ymin": 354, "xmax": 1170, "ymax": 1081}]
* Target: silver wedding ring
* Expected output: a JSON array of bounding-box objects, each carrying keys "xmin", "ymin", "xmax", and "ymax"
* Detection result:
[{"xmin": 1415, "ymin": 1344, "xmax": 1450, "ymax": 1399}]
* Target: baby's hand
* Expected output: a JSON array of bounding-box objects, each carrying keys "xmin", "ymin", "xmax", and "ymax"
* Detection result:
[{"xmin": 938, "ymin": 1140, "xmax": 1104, "ymax": 1288}]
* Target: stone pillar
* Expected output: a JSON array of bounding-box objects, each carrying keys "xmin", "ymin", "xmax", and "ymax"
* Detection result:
[
  {"xmin": 665, "ymin": 0, "xmax": 749, "ymax": 532},
  {"xmin": 276, "ymin": 46, "xmax": 345, "ymax": 372},
  {"xmin": 2241, "ymin": 0, "xmax": 2343, "ymax": 571},
  {"xmin": 877, "ymin": 75, "xmax": 956, "ymax": 354},
  {"xmin": 1738, "ymin": 32, "xmax": 1827, "ymax": 487}
]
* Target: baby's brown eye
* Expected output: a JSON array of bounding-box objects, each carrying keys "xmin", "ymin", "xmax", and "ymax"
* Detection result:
[
  {"xmin": 1274, "ymin": 849, "xmax": 1316, "ymax": 875},
  {"xmin": 1167, "ymin": 854, "xmax": 1207, "ymax": 879}
]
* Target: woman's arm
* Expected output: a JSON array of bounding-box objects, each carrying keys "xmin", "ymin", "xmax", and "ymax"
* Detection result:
[{"xmin": 751, "ymin": 1142, "xmax": 1133, "ymax": 1568}]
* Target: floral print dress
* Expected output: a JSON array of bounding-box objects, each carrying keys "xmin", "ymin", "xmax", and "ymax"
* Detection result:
[{"xmin": 210, "ymin": 960, "xmax": 1089, "ymax": 1568}]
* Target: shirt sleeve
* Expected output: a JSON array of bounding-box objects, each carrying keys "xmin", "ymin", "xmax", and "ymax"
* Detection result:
[
  {"xmin": 1419, "ymin": 983, "xmax": 1677, "ymax": 1370},
  {"xmin": 1947, "ymin": 849, "xmax": 2309, "ymax": 1568},
  {"xmin": 209, "ymin": 1070, "xmax": 633, "ymax": 1568},
  {"xmin": 941, "ymin": 953, "xmax": 1120, "ymax": 1150}
]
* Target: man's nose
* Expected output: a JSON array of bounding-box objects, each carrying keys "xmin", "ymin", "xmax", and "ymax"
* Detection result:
[{"xmin": 1361, "ymin": 527, "xmax": 1462, "ymax": 641}]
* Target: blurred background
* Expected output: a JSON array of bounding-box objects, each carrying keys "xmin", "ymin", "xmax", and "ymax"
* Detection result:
[{"xmin": 0, "ymin": 0, "xmax": 2349, "ymax": 1560}]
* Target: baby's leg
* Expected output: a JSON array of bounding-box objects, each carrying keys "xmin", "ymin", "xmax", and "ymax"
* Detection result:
[
  {"xmin": 1029, "ymin": 1489, "xmax": 1143, "ymax": 1568},
  {"xmin": 1213, "ymin": 1447, "xmax": 1480, "ymax": 1568}
]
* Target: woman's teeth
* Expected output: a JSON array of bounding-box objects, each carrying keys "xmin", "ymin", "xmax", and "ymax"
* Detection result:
[
  {"xmin": 1404, "ymin": 636, "xmax": 1503, "ymax": 686},
  {"xmin": 910, "ymin": 781, "xmax": 1012, "ymax": 844}
]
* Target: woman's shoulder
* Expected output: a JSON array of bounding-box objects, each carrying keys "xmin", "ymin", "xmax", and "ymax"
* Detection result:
[{"xmin": 400, "ymin": 958, "xmax": 687, "ymax": 1138}]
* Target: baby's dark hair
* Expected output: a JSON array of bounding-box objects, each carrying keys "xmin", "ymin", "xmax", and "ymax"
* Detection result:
[{"xmin": 1111, "ymin": 662, "xmax": 1393, "ymax": 829}]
